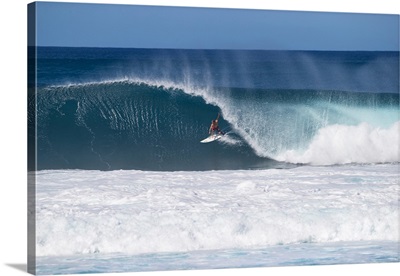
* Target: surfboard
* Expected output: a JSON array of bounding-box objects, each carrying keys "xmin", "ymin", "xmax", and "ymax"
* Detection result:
[{"xmin": 200, "ymin": 134, "xmax": 223, "ymax": 143}]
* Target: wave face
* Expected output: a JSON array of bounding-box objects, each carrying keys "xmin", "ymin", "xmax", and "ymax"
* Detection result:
[
  {"xmin": 32, "ymin": 48, "xmax": 399, "ymax": 170},
  {"xmin": 36, "ymin": 81, "xmax": 276, "ymax": 170}
]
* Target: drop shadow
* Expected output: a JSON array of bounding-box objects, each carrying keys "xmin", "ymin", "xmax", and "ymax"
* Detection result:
[{"xmin": 6, "ymin": 263, "xmax": 27, "ymax": 273}]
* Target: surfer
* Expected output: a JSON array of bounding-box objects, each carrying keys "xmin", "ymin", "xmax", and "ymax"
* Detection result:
[{"xmin": 209, "ymin": 113, "xmax": 224, "ymax": 136}]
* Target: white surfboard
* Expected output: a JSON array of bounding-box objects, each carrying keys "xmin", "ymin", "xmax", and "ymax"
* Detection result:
[{"xmin": 200, "ymin": 134, "xmax": 223, "ymax": 143}]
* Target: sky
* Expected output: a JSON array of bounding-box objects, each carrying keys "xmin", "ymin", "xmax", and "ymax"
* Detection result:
[{"xmin": 32, "ymin": 2, "xmax": 399, "ymax": 51}]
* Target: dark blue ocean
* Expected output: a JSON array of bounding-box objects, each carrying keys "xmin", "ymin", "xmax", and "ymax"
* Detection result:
[{"xmin": 29, "ymin": 47, "xmax": 399, "ymax": 170}]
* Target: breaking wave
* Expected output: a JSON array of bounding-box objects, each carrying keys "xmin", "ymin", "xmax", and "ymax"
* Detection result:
[{"xmin": 31, "ymin": 78, "xmax": 400, "ymax": 170}]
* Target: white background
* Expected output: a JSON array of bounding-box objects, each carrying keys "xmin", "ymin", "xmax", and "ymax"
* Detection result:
[{"xmin": 0, "ymin": 1, "xmax": 399, "ymax": 276}]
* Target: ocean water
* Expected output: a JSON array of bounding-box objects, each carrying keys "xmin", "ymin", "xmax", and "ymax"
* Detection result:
[{"xmin": 30, "ymin": 47, "xmax": 399, "ymax": 274}]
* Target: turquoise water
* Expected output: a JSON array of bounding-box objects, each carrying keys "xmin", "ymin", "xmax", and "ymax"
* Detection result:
[{"xmin": 36, "ymin": 241, "xmax": 399, "ymax": 274}]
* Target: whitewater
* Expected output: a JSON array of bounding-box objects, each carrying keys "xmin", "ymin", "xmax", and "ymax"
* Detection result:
[{"xmin": 35, "ymin": 163, "xmax": 398, "ymax": 273}]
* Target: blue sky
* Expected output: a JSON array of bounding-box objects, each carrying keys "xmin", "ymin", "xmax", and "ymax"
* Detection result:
[{"xmin": 34, "ymin": 2, "xmax": 399, "ymax": 51}]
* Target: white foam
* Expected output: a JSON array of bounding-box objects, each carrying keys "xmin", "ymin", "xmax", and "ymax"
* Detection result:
[
  {"xmin": 35, "ymin": 164, "xmax": 399, "ymax": 257},
  {"xmin": 278, "ymin": 121, "xmax": 400, "ymax": 165},
  {"xmin": 236, "ymin": 180, "xmax": 257, "ymax": 192},
  {"xmin": 219, "ymin": 134, "xmax": 242, "ymax": 146}
]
